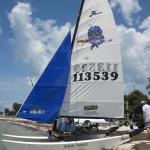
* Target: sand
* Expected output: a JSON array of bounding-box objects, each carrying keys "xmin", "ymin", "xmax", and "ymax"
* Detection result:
[
  {"xmin": 1, "ymin": 118, "xmax": 150, "ymax": 150},
  {"xmin": 112, "ymin": 129, "xmax": 150, "ymax": 150}
]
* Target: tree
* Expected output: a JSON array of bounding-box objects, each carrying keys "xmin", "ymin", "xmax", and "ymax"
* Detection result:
[
  {"xmin": 13, "ymin": 103, "xmax": 21, "ymax": 115},
  {"xmin": 9, "ymin": 110, "xmax": 16, "ymax": 116},
  {"xmin": 4, "ymin": 108, "xmax": 10, "ymax": 116},
  {"xmin": 124, "ymin": 89, "xmax": 149, "ymax": 115},
  {"xmin": 0, "ymin": 111, "xmax": 3, "ymax": 115},
  {"xmin": 3, "ymin": 103, "xmax": 22, "ymax": 116}
]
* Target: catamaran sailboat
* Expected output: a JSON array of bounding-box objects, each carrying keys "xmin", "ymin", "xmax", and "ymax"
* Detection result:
[{"xmin": 2, "ymin": 0, "xmax": 131, "ymax": 149}]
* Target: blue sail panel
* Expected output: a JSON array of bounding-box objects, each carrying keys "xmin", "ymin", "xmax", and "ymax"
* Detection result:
[{"xmin": 17, "ymin": 32, "xmax": 72, "ymax": 123}]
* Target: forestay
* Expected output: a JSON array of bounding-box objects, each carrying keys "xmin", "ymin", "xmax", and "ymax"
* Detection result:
[{"xmin": 60, "ymin": 0, "xmax": 124, "ymax": 118}]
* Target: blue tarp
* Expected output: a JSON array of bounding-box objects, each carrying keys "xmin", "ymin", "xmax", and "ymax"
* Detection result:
[{"xmin": 17, "ymin": 32, "xmax": 72, "ymax": 123}]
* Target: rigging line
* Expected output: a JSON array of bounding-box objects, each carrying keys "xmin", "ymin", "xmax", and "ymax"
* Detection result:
[
  {"xmin": 71, "ymin": 0, "xmax": 85, "ymax": 143},
  {"xmin": 71, "ymin": 0, "xmax": 85, "ymax": 110}
]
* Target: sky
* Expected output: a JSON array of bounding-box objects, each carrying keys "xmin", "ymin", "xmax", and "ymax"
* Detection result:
[{"xmin": 0, "ymin": 0, "xmax": 150, "ymax": 110}]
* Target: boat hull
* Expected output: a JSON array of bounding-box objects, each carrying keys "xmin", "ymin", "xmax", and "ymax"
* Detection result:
[{"xmin": 2, "ymin": 134, "xmax": 130, "ymax": 150}]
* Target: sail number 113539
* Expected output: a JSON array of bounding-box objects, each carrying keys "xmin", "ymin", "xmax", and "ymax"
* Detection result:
[{"xmin": 72, "ymin": 72, "xmax": 118, "ymax": 82}]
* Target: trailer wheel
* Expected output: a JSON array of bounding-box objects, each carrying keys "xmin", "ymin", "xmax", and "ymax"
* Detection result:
[
  {"xmin": 124, "ymin": 121, "xmax": 129, "ymax": 126},
  {"xmin": 84, "ymin": 120, "xmax": 91, "ymax": 126}
]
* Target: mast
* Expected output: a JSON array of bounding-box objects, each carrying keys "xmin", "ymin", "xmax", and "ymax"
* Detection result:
[{"xmin": 71, "ymin": 0, "xmax": 85, "ymax": 49}]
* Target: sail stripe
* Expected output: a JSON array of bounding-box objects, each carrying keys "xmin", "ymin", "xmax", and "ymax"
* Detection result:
[{"xmin": 70, "ymin": 82, "xmax": 97, "ymax": 102}]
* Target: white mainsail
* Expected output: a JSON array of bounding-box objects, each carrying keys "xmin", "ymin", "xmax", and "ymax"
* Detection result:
[{"xmin": 60, "ymin": 0, "xmax": 124, "ymax": 118}]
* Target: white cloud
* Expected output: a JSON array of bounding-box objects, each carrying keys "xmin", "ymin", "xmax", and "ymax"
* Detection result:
[
  {"xmin": 8, "ymin": 2, "xmax": 71, "ymax": 75},
  {"xmin": 110, "ymin": 0, "xmax": 142, "ymax": 25},
  {"xmin": 140, "ymin": 16, "xmax": 150, "ymax": 29},
  {"xmin": 118, "ymin": 16, "xmax": 150, "ymax": 93},
  {"xmin": 8, "ymin": 2, "xmax": 150, "ymax": 96}
]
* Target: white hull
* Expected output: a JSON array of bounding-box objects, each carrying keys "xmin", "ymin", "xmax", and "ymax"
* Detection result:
[{"xmin": 2, "ymin": 134, "xmax": 130, "ymax": 150}]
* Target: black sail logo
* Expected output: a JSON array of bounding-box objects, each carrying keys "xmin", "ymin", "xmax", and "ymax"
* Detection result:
[{"xmin": 89, "ymin": 11, "xmax": 102, "ymax": 17}]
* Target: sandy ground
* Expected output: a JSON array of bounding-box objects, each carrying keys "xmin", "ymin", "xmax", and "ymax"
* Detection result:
[
  {"xmin": 0, "ymin": 117, "xmax": 52, "ymax": 132},
  {"xmin": 113, "ymin": 134, "xmax": 150, "ymax": 150},
  {"xmin": 1, "ymin": 118, "xmax": 150, "ymax": 150},
  {"xmin": 112, "ymin": 127, "xmax": 150, "ymax": 150},
  {"xmin": 113, "ymin": 140, "xmax": 150, "ymax": 150}
]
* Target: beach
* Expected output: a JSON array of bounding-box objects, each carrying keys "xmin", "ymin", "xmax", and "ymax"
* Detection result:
[
  {"xmin": 0, "ymin": 118, "xmax": 150, "ymax": 150},
  {"xmin": 113, "ymin": 132, "xmax": 150, "ymax": 150},
  {"xmin": 0, "ymin": 118, "xmax": 48, "ymax": 150}
]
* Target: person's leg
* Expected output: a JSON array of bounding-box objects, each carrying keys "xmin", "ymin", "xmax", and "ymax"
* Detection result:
[
  {"xmin": 145, "ymin": 122, "xmax": 150, "ymax": 136},
  {"xmin": 146, "ymin": 127, "xmax": 150, "ymax": 136}
]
